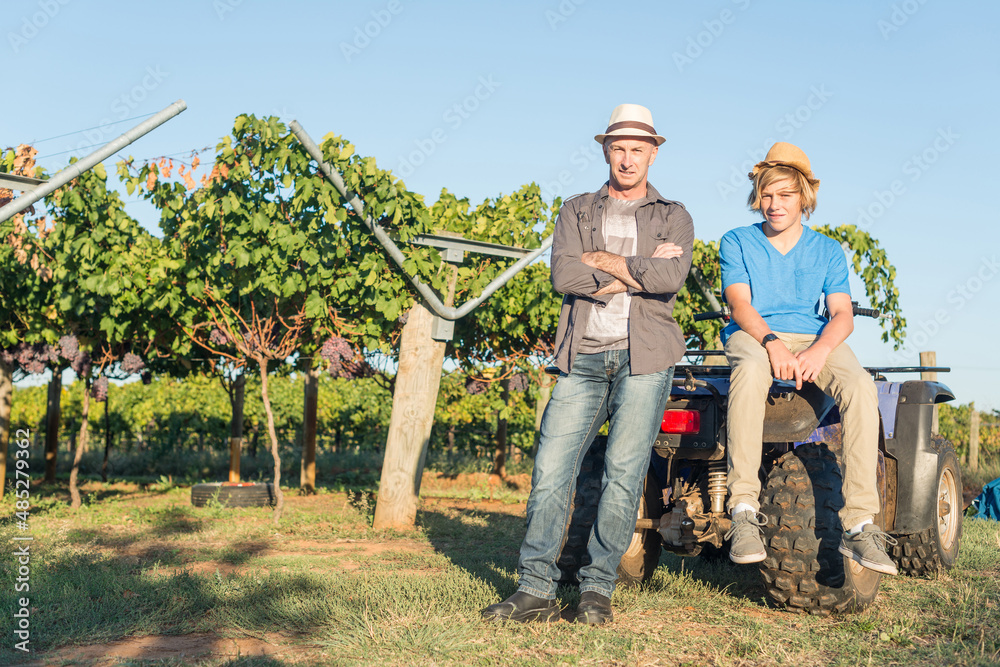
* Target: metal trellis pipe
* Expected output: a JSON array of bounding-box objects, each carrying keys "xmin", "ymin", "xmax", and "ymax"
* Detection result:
[{"xmin": 0, "ymin": 99, "xmax": 188, "ymax": 224}]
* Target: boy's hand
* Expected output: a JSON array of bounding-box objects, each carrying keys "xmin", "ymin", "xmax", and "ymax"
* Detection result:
[
  {"xmin": 796, "ymin": 343, "xmax": 831, "ymax": 383},
  {"xmin": 652, "ymin": 242, "xmax": 683, "ymax": 259},
  {"xmin": 766, "ymin": 341, "xmax": 803, "ymax": 390}
]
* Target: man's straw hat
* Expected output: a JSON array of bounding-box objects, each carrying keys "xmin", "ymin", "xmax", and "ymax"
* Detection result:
[
  {"xmin": 594, "ymin": 104, "xmax": 666, "ymax": 146},
  {"xmin": 749, "ymin": 142, "xmax": 820, "ymax": 188}
]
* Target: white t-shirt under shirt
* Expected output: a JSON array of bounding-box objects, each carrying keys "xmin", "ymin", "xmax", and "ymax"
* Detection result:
[{"xmin": 579, "ymin": 196, "xmax": 640, "ymax": 353}]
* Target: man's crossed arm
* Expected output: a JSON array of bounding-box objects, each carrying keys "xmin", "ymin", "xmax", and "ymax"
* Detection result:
[{"xmin": 583, "ymin": 243, "xmax": 683, "ymax": 295}]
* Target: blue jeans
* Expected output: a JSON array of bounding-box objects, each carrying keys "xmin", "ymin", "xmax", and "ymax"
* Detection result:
[{"xmin": 517, "ymin": 349, "xmax": 674, "ymax": 600}]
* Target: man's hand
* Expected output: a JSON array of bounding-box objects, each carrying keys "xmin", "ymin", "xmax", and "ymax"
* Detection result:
[
  {"xmin": 796, "ymin": 342, "xmax": 831, "ymax": 384},
  {"xmin": 651, "ymin": 242, "xmax": 683, "ymax": 259},
  {"xmin": 594, "ymin": 279, "xmax": 628, "ymax": 296},
  {"xmin": 766, "ymin": 340, "xmax": 803, "ymax": 390}
]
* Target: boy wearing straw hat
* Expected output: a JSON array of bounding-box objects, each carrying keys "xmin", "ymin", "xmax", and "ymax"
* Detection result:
[
  {"xmin": 719, "ymin": 142, "xmax": 896, "ymax": 575},
  {"xmin": 481, "ymin": 104, "xmax": 694, "ymax": 624}
]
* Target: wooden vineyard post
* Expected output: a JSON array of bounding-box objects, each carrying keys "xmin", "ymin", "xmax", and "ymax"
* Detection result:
[
  {"xmin": 301, "ymin": 366, "xmax": 319, "ymax": 493},
  {"xmin": 45, "ymin": 371, "xmax": 62, "ymax": 483},
  {"xmin": 969, "ymin": 403, "xmax": 980, "ymax": 473},
  {"xmin": 372, "ymin": 300, "xmax": 448, "ymax": 530},
  {"xmin": 0, "ymin": 360, "xmax": 11, "ymax": 499},
  {"xmin": 229, "ymin": 374, "xmax": 246, "ymax": 482},
  {"xmin": 919, "ymin": 351, "xmax": 938, "ymax": 435}
]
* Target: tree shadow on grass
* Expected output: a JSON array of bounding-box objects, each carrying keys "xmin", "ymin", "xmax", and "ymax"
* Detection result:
[
  {"xmin": 650, "ymin": 551, "xmax": 770, "ymax": 605},
  {"xmin": 217, "ymin": 540, "xmax": 271, "ymax": 566},
  {"xmin": 417, "ymin": 503, "xmax": 525, "ymax": 595},
  {"xmin": 0, "ymin": 548, "xmax": 339, "ymax": 658}
]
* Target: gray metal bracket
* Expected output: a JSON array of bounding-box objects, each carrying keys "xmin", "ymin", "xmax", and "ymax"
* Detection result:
[{"xmin": 0, "ymin": 173, "xmax": 47, "ymax": 192}]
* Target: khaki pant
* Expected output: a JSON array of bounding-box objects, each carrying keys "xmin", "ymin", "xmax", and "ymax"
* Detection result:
[{"xmin": 724, "ymin": 330, "xmax": 881, "ymax": 530}]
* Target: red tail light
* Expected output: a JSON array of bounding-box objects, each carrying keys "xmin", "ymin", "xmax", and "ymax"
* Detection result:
[{"xmin": 661, "ymin": 409, "xmax": 701, "ymax": 434}]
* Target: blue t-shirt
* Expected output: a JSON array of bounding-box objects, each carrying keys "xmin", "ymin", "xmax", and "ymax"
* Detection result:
[{"xmin": 719, "ymin": 223, "xmax": 850, "ymax": 344}]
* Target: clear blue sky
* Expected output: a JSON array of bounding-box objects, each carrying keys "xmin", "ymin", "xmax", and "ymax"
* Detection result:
[{"xmin": 5, "ymin": 0, "xmax": 999, "ymax": 410}]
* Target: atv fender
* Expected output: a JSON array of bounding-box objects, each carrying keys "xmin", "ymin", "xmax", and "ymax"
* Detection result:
[{"xmin": 885, "ymin": 381, "xmax": 955, "ymax": 534}]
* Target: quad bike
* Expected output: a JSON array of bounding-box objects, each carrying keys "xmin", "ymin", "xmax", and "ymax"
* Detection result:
[{"xmin": 557, "ymin": 305, "xmax": 962, "ymax": 616}]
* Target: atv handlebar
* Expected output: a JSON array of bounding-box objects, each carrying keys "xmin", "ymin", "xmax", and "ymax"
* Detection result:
[
  {"xmin": 693, "ymin": 305, "xmax": 730, "ymax": 322},
  {"xmin": 693, "ymin": 301, "xmax": 880, "ymax": 321},
  {"xmin": 851, "ymin": 305, "xmax": 881, "ymax": 318}
]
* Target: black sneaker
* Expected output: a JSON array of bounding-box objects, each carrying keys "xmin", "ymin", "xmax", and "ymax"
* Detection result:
[
  {"xmin": 481, "ymin": 591, "xmax": 560, "ymax": 622},
  {"xmin": 575, "ymin": 591, "xmax": 613, "ymax": 625}
]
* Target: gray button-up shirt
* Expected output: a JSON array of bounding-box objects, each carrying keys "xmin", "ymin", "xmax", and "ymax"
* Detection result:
[{"xmin": 551, "ymin": 182, "xmax": 694, "ymax": 375}]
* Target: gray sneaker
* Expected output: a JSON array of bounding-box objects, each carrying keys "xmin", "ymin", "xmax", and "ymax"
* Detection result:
[
  {"xmin": 838, "ymin": 525, "xmax": 899, "ymax": 575},
  {"xmin": 725, "ymin": 510, "xmax": 768, "ymax": 564}
]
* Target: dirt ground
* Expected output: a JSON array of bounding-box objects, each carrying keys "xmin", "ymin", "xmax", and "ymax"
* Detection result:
[{"xmin": 27, "ymin": 633, "xmax": 316, "ymax": 667}]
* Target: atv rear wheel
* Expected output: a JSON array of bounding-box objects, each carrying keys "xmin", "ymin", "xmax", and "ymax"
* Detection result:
[
  {"xmin": 891, "ymin": 437, "xmax": 962, "ymax": 575},
  {"xmin": 759, "ymin": 442, "xmax": 882, "ymax": 616}
]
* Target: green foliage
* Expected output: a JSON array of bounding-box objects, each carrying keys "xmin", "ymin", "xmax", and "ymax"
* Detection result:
[
  {"xmin": 0, "ymin": 144, "xmax": 56, "ymax": 358},
  {"xmin": 439, "ymin": 186, "xmax": 559, "ymax": 368},
  {"xmin": 10, "ymin": 371, "xmax": 538, "ymax": 468},
  {"xmin": 43, "ymin": 160, "xmax": 158, "ymax": 364},
  {"xmin": 939, "ymin": 402, "xmax": 1000, "ymax": 462},
  {"xmin": 434, "ymin": 371, "xmax": 536, "ymax": 455},
  {"xmin": 674, "ymin": 238, "xmax": 725, "ymax": 349},
  {"xmin": 812, "ymin": 224, "xmax": 906, "ymax": 349},
  {"xmin": 119, "ymin": 115, "xmax": 357, "ymax": 365}
]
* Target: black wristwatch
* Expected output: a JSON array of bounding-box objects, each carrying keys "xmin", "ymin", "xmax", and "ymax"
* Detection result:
[{"xmin": 761, "ymin": 333, "xmax": 780, "ymax": 348}]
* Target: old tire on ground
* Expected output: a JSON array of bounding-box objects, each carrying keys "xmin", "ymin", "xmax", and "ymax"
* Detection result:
[
  {"xmin": 759, "ymin": 442, "xmax": 882, "ymax": 616},
  {"xmin": 190, "ymin": 482, "xmax": 275, "ymax": 508},
  {"xmin": 891, "ymin": 437, "xmax": 962, "ymax": 575},
  {"xmin": 557, "ymin": 436, "xmax": 661, "ymax": 587}
]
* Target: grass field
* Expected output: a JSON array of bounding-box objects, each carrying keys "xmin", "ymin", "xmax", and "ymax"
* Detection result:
[{"xmin": 2, "ymin": 467, "xmax": 999, "ymax": 667}]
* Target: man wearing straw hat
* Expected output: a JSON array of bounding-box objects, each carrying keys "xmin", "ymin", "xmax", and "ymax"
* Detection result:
[
  {"xmin": 481, "ymin": 104, "xmax": 694, "ymax": 624},
  {"xmin": 719, "ymin": 142, "xmax": 896, "ymax": 575}
]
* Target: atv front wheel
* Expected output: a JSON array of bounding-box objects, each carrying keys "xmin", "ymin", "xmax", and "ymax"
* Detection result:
[
  {"xmin": 891, "ymin": 437, "xmax": 962, "ymax": 575},
  {"xmin": 759, "ymin": 442, "xmax": 881, "ymax": 616}
]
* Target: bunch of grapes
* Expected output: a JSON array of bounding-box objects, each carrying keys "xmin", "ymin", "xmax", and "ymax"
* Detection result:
[
  {"xmin": 57, "ymin": 334, "xmax": 91, "ymax": 377},
  {"xmin": 320, "ymin": 336, "xmax": 354, "ymax": 364},
  {"xmin": 57, "ymin": 335, "xmax": 79, "ymax": 362},
  {"xmin": 15, "ymin": 343, "xmax": 50, "ymax": 376},
  {"xmin": 209, "ymin": 328, "xmax": 230, "ymax": 346},
  {"xmin": 71, "ymin": 351, "xmax": 91, "ymax": 378},
  {"xmin": 91, "ymin": 376, "xmax": 109, "ymax": 402},
  {"xmin": 320, "ymin": 336, "xmax": 355, "ymax": 376},
  {"xmin": 121, "ymin": 353, "xmax": 145, "ymax": 375},
  {"xmin": 465, "ymin": 378, "xmax": 489, "ymax": 395},
  {"xmin": 0, "ymin": 349, "xmax": 13, "ymax": 366},
  {"xmin": 509, "ymin": 373, "xmax": 530, "ymax": 393}
]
